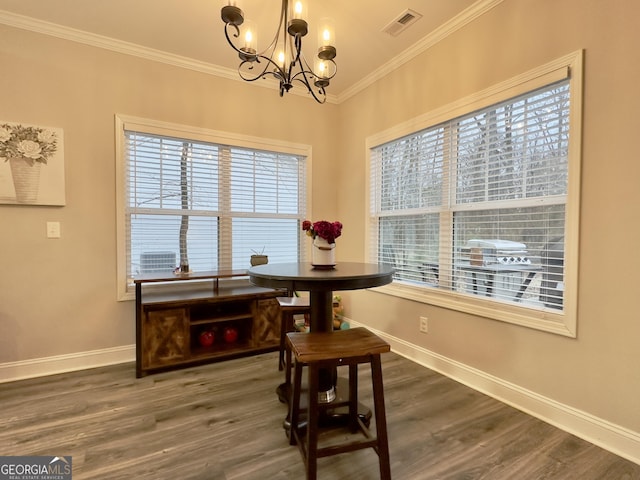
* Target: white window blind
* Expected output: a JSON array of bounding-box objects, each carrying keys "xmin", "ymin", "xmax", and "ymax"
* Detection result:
[
  {"xmin": 123, "ymin": 128, "xmax": 307, "ymax": 280},
  {"xmin": 372, "ymin": 126, "xmax": 445, "ymax": 286},
  {"xmin": 370, "ymin": 79, "xmax": 571, "ymax": 316}
]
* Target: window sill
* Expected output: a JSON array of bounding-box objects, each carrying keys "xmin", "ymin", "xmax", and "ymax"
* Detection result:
[{"xmin": 375, "ymin": 282, "xmax": 575, "ymax": 337}]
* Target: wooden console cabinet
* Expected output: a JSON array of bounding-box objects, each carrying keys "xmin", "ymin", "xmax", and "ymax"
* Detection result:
[{"xmin": 134, "ymin": 270, "xmax": 283, "ymax": 377}]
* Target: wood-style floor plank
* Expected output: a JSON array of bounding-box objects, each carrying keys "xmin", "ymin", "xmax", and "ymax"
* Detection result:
[{"xmin": 1, "ymin": 352, "xmax": 638, "ymax": 479}]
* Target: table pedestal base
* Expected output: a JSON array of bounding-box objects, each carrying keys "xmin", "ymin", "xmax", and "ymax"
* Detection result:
[
  {"xmin": 318, "ymin": 386, "xmax": 336, "ymax": 404},
  {"xmin": 277, "ymin": 377, "xmax": 372, "ymax": 432}
]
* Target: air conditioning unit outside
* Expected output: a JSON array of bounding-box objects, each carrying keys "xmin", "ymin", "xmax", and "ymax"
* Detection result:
[{"xmin": 140, "ymin": 251, "xmax": 176, "ymax": 273}]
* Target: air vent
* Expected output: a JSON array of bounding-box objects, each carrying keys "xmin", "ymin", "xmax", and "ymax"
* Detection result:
[{"xmin": 382, "ymin": 8, "xmax": 422, "ymax": 37}]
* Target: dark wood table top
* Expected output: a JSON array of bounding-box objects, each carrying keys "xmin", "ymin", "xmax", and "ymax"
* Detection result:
[{"xmin": 248, "ymin": 262, "xmax": 394, "ymax": 292}]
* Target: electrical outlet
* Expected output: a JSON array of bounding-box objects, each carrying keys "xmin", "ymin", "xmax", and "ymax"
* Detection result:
[{"xmin": 419, "ymin": 316, "xmax": 428, "ymax": 333}]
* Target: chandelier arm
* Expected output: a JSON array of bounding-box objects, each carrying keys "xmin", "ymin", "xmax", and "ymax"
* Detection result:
[
  {"xmin": 223, "ymin": 24, "xmax": 246, "ymax": 56},
  {"xmin": 238, "ymin": 54, "xmax": 287, "ymax": 83},
  {"xmin": 261, "ymin": 0, "xmax": 288, "ymax": 60},
  {"xmin": 319, "ymin": 59, "xmax": 338, "ymax": 81},
  {"xmin": 226, "ymin": 23, "xmax": 240, "ymax": 40},
  {"xmin": 223, "ymin": 4, "xmax": 284, "ymax": 62},
  {"xmin": 292, "ymin": 33, "xmax": 303, "ymax": 67},
  {"xmin": 296, "ymin": 53, "xmax": 338, "ymax": 82},
  {"xmin": 307, "ymin": 50, "xmax": 338, "ymax": 81},
  {"xmin": 291, "ymin": 71, "xmax": 327, "ymax": 103},
  {"xmin": 261, "ymin": 70, "xmax": 290, "ymax": 97},
  {"xmin": 289, "ymin": 66, "xmax": 314, "ymax": 83}
]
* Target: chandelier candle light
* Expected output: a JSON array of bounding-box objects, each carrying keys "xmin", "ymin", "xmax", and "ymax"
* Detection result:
[
  {"xmin": 221, "ymin": 0, "xmax": 337, "ymax": 103},
  {"xmin": 302, "ymin": 220, "xmax": 342, "ymax": 268}
]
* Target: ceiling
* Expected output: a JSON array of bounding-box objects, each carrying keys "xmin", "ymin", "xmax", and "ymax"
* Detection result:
[{"xmin": 0, "ymin": 0, "xmax": 481, "ymax": 100}]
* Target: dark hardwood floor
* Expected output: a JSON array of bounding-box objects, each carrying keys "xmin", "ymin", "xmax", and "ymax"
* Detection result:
[{"xmin": 1, "ymin": 352, "xmax": 639, "ymax": 479}]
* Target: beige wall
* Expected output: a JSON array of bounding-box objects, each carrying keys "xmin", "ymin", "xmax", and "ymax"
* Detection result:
[
  {"xmin": 336, "ymin": 0, "xmax": 640, "ymax": 436},
  {"xmin": 1, "ymin": 0, "xmax": 639, "ymax": 458},
  {"xmin": 0, "ymin": 25, "xmax": 339, "ymax": 363}
]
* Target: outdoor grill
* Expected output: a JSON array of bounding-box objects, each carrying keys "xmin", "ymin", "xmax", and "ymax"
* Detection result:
[{"xmin": 462, "ymin": 239, "xmax": 531, "ymax": 266}]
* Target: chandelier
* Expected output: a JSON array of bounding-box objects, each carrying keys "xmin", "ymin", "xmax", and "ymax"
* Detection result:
[{"xmin": 220, "ymin": 0, "xmax": 337, "ymax": 103}]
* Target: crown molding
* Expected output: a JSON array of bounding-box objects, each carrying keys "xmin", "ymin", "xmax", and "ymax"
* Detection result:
[
  {"xmin": 0, "ymin": 1, "xmax": 501, "ymax": 106},
  {"xmin": 336, "ymin": 0, "xmax": 505, "ymax": 103},
  {"xmin": 0, "ymin": 10, "xmax": 236, "ymax": 78},
  {"xmin": 0, "ymin": 9, "xmax": 339, "ymax": 104}
]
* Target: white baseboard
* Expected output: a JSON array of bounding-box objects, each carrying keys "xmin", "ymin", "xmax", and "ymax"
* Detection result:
[
  {"xmin": 0, "ymin": 345, "xmax": 135, "ymax": 383},
  {"xmin": 348, "ymin": 320, "xmax": 640, "ymax": 466}
]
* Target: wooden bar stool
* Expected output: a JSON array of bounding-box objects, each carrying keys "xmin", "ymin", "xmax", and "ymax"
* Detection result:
[
  {"xmin": 276, "ymin": 296, "xmax": 311, "ymax": 376},
  {"xmin": 286, "ymin": 327, "xmax": 391, "ymax": 480}
]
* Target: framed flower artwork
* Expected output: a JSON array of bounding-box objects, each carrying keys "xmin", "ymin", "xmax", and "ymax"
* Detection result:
[{"xmin": 0, "ymin": 121, "xmax": 65, "ymax": 206}]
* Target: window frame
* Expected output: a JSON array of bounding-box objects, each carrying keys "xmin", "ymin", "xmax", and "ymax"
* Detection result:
[
  {"xmin": 115, "ymin": 115, "xmax": 312, "ymax": 301},
  {"xmin": 366, "ymin": 51, "xmax": 583, "ymax": 337}
]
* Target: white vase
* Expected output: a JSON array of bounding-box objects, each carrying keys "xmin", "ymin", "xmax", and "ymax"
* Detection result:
[
  {"xmin": 312, "ymin": 237, "xmax": 336, "ymax": 268},
  {"xmin": 9, "ymin": 157, "xmax": 41, "ymax": 204}
]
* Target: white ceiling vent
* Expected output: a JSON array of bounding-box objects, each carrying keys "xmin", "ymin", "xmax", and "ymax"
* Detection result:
[{"xmin": 382, "ymin": 9, "xmax": 423, "ymax": 37}]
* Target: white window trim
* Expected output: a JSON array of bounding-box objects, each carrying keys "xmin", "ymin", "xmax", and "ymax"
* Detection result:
[
  {"xmin": 115, "ymin": 114, "xmax": 313, "ymax": 301},
  {"xmin": 365, "ymin": 50, "xmax": 583, "ymax": 337}
]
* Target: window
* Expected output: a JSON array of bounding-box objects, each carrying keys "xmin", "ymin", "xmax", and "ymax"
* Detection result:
[
  {"xmin": 115, "ymin": 116, "xmax": 310, "ymax": 300},
  {"xmin": 368, "ymin": 52, "xmax": 582, "ymax": 336}
]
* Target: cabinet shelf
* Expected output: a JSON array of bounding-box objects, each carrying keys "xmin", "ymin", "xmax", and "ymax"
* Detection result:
[
  {"xmin": 190, "ymin": 314, "xmax": 252, "ymax": 326},
  {"xmin": 191, "ymin": 341, "xmax": 252, "ymax": 358},
  {"xmin": 134, "ymin": 271, "xmax": 284, "ymax": 377}
]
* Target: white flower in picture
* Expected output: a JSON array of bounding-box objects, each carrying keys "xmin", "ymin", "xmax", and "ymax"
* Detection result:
[{"xmin": 0, "ymin": 121, "xmax": 65, "ymax": 205}]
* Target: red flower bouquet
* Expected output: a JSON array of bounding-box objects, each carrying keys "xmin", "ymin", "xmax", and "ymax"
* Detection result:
[{"xmin": 302, "ymin": 220, "xmax": 343, "ymax": 244}]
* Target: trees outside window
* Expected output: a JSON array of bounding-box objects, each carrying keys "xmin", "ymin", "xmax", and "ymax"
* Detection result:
[
  {"xmin": 115, "ymin": 116, "xmax": 309, "ymax": 299},
  {"xmin": 368, "ymin": 52, "xmax": 582, "ymax": 336}
]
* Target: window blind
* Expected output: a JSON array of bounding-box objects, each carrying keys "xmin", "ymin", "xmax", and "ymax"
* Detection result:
[
  {"xmin": 371, "ymin": 126, "xmax": 446, "ymax": 286},
  {"xmin": 125, "ymin": 130, "xmax": 306, "ymax": 277},
  {"xmin": 370, "ymin": 80, "xmax": 570, "ymax": 312}
]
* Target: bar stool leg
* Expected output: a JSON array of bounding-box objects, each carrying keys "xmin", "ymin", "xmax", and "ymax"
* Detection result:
[
  {"xmin": 289, "ymin": 359, "xmax": 303, "ymax": 446},
  {"xmin": 306, "ymin": 363, "xmax": 320, "ymax": 480},
  {"xmin": 371, "ymin": 355, "xmax": 391, "ymax": 480},
  {"xmin": 348, "ymin": 363, "xmax": 359, "ymax": 433},
  {"xmin": 279, "ymin": 311, "xmax": 292, "ymax": 371},
  {"xmin": 284, "ymin": 344, "xmax": 292, "ymax": 386}
]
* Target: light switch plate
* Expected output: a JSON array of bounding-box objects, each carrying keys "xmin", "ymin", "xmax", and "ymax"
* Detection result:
[{"xmin": 47, "ymin": 221, "xmax": 61, "ymax": 238}]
